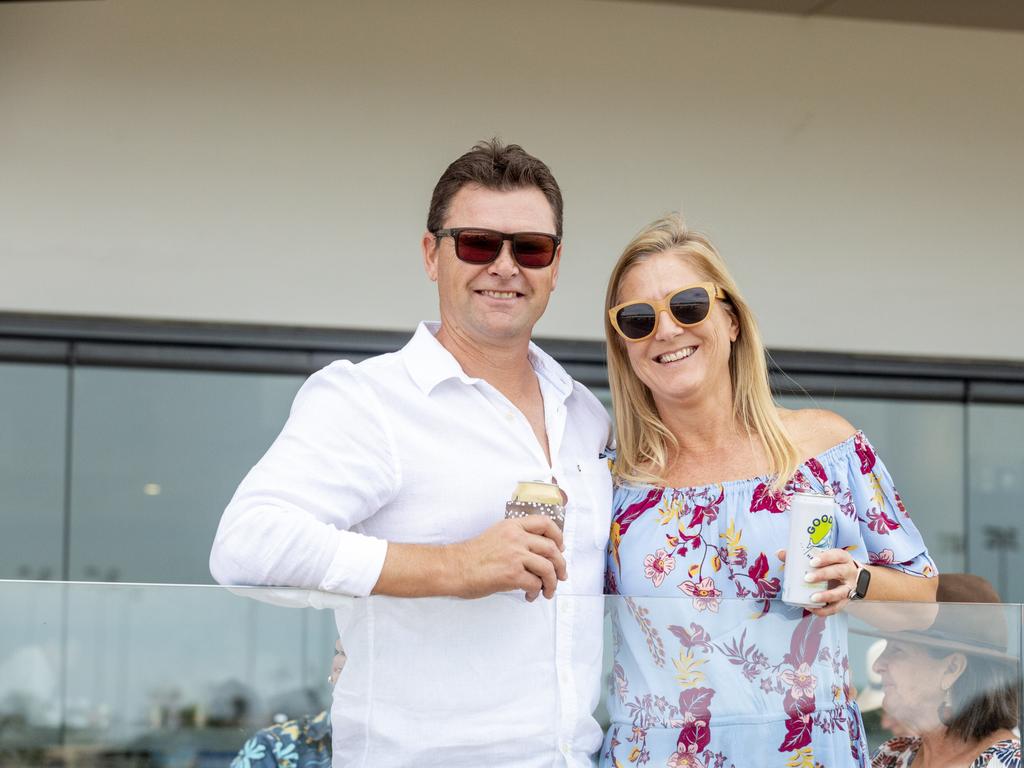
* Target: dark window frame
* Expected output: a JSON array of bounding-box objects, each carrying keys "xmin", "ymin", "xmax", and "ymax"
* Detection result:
[{"xmin": 3, "ymin": 311, "xmax": 1024, "ymax": 404}]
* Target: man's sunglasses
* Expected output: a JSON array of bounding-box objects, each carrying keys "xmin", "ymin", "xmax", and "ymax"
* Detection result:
[
  {"xmin": 433, "ymin": 228, "xmax": 560, "ymax": 269},
  {"xmin": 608, "ymin": 282, "xmax": 728, "ymax": 342}
]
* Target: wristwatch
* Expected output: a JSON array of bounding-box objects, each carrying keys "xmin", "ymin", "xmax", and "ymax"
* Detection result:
[{"xmin": 847, "ymin": 565, "xmax": 871, "ymax": 601}]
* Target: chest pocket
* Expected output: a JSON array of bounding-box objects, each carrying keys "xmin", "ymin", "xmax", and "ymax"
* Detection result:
[{"xmin": 571, "ymin": 457, "xmax": 614, "ymax": 549}]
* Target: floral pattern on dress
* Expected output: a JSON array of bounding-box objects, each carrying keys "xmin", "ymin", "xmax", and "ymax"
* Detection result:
[{"xmin": 602, "ymin": 432, "xmax": 937, "ymax": 768}]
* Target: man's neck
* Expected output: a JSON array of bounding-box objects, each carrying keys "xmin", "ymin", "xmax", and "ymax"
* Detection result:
[{"xmin": 434, "ymin": 323, "xmax": 535, "ymax": 395}]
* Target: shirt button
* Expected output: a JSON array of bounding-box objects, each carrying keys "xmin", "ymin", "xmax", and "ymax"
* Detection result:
[{"xmin": 505, "ymin": 412, "xmax": 515, "ymax": 422}]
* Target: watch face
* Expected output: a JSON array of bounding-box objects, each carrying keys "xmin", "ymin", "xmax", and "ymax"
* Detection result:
[{"xmin": 855, "ymin": 567, "xmax": 871, "ymax": 598}]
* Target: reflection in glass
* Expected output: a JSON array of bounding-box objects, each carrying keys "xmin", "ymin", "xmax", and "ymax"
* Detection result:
[
  {"xmin": 969, "ymin": 403, "xmax": 1024, "ymax": 603},
  {"xmin": 1, "ymin": 584, "xmax": 1021, "ymax": 766},
  {"xmin": 0, "ymin": 363, "xmax": 66, "ymax": 580},
  {"xmin": 69, "ymin": 367, "xmax": 303, "ymax": 584},
  {"xmin": 0, "ymin": 581, "xmax": 336, "ymax": 767}
]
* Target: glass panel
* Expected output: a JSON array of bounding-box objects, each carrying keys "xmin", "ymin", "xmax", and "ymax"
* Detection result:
[
  {"xmin": 778, "ymin": 395, "xmax": 965, "ymax": 572},
  {"xmin": 0, "ymin": 363, "xmax": 66, "ymax": 580},
  {"xmin": 69, "ymin": 368, "xmax": 304, "ymax": 584},
  {"xmin": 0, "ymin": 581, "xmax": 337, "ymax": 767},
  {"xmin": 0, "ymin": 580, "xmax": 63, "ymax": 762},
  {"xmin": 969, "ymin": 403, "xmax": 1024, "ymax": 602},
  {"xmin": 601, "ymin": 596, "xmax": 1020, "ymax": 761},
  {"xmin": 5, "ymin": 586, "xmax": 1019, "ymax": 766}
]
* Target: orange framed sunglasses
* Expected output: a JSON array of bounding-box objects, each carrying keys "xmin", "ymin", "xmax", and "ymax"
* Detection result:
[{"xmin": 608, "ymin": 282, "xmax": 728, "ymax": 342}]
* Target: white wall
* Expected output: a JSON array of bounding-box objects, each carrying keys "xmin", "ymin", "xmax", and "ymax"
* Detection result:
[{"xmin": 1, "ymin": 0, "xmax": 1022, "ymax": 358}]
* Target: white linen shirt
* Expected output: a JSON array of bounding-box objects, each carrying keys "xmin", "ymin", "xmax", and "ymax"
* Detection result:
[{"xmin": 210, "ymin": 321, "xmax": 613, "ymax": 768}]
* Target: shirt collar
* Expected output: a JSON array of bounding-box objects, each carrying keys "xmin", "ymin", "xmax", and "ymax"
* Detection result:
[{"xmin": 403, "ymin": 321, "xmax": 573, "ymax": 400}]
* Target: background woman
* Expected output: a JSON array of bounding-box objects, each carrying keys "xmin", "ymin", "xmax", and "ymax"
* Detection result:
[
  {"xmin": 871, "ymin": 573, "xmax": 1020, "ymax": 767},
  {"xmin": 602, "ymin": 214, "xmax": 937, "ymax": 767}
]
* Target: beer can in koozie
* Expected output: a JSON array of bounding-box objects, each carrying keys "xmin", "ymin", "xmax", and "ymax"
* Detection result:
[
  {"xmin": 781, "ymin": 491, "xmax": 838, "ymax": 608},
  {"xmin": 504, "ymin": 481, "xmax": 568, "ymax": 531}
]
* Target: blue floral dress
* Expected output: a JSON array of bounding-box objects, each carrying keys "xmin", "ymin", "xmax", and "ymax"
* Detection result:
[{"xmin": 602, "ymin": 432, "xmax": 936, "ymax": 768}]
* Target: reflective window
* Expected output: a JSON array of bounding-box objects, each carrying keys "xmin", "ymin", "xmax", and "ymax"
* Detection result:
[
  {"xmin": 778, "ymin": 395, "xmax": 965, "ymax": 572},
  {"xmin": 0, "ymin": 363, "xmax": 66, "ymax": 580},
  {"xmin": 2, "ymin": 581, "xmax": 336, "ymax": 765},
  {"xmin": 68, "ymin": 368, "xmax": 304, "ymax": 584},
  {"xmin": 968, "ymin": 403, "xmax": 1024, "ymax": 602}
]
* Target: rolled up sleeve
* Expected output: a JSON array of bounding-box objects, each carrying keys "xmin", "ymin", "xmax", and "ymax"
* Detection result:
[{"xmin": 210, "ymin": 361, "xmax": 399, "ymax": 596}]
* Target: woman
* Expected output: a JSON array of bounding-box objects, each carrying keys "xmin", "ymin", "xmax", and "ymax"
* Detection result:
[
  {"xmin": 871, "ymin": 574, "xmax": 1020, "ymax": 767},
  {"xmin": 601, "ymin": 215, "xmax": 938, "ymax": 768}
]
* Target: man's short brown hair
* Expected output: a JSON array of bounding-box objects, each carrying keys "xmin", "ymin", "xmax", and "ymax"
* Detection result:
[{"xmin": 427, "ymin": 139, "xmax": 563, "ymax": 237}]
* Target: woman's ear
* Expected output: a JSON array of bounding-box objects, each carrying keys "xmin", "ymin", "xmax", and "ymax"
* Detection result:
[
  {"xmin": 724, "ymin": 305, "xmax": 739, "ymax": 343},
  {"xmin": 941, "ymin": 652, "xmax": 968, "ymax": 690}
]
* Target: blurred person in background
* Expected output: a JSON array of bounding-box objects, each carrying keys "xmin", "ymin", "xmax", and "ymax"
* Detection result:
[
  {"xmin": 858, "ymin": 639, "xmax": 913, "ymax": 741},
  {"xmin": 230, "ymin": 640, "xmax": 344, "ymax": 768},
  {"xmin": 871, "ymin": 573, "xmax": 1021, "ymax": 767}
]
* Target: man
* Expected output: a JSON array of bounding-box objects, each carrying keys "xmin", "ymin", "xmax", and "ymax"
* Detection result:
[{"xmin": 210, "ymin": 139, "xmax": 612, "ymax": 767}]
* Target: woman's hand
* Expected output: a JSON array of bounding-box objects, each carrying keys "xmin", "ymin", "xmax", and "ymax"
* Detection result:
[{"xmin": 777, "ymin": 548, "xmax": 861, "ymax": 617}]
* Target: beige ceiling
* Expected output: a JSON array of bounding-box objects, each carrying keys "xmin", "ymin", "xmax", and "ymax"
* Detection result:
[{"xmin": 617, "ymin": 0, "xmax": 1024, "ymax": 32}]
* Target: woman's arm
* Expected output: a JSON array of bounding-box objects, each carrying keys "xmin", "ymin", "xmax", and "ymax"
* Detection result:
[
  {"xmin": 856, "ymin": 561, "xmax": 938, "ymax": 602},
  {"xmin": 781, "ymin": 547, "xmax": 938, "ymax": 617},
  {"xmin": 782, "ymin": 408, "xmax": 939, "ymax": 617}
]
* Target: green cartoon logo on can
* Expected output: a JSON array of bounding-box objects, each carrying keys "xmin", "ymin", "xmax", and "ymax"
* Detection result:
[{"xmin": 806, "ymin": 514, "xmax": 834, "ymax": 547}]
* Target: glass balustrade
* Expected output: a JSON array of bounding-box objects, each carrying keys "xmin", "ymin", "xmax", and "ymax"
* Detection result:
[{"xmin": 1, "ymin": 580, "xmax": 1020, "ymax": 766}]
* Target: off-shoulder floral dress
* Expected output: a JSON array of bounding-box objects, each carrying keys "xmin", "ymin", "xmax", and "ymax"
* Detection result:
[{"xmin": 602, "ymin": 432, "xmax": 937, "ymax": 768}]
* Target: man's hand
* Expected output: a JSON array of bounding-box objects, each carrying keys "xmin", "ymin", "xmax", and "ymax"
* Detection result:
[
  {"xmin": 447, "ymin": 516, "xmax": 567, "ymax": 602},
  {"xmin": 374, "ymin": 515, "xmax": 566, "ymax": 600}
]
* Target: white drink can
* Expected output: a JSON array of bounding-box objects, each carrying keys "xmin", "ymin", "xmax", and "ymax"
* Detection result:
[{"xmin": 781, "ymin": 491, "xmax": 838, "ymax": 608}]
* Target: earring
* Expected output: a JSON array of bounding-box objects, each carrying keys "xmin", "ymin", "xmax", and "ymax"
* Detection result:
[{"xmin": 938, "ymin": 687, "xmax": 954, "ymax": 725}]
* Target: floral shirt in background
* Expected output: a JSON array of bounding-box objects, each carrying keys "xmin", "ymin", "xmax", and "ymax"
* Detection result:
[
  {"xmin": 872, "ymin": 736, "xmax": 1021, "ymax": 767},
  {"xmin": 602, "ymin": 432, "xmax": 937, "ymax": 768},
  {"xmin": 230, "ymin": 710, "xmax": 331, "ymax": 768}
]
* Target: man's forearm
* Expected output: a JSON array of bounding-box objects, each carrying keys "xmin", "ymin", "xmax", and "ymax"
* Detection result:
[
  {"xmin": 372, "ymin": 541, "xmax": 463, "ymax": 597},
  {"xmin": 371, "ymin": 517, "xmax": 566, "ymax": 600}
]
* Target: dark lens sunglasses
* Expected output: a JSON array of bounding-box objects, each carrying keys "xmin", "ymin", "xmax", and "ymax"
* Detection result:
[
  {"xmin": 434, "ymin": 228, "xmax": 560, "ymax": 269},
  {"xmin": 608, "ymin": 282, "xmax": 728, "ymax": 342}
]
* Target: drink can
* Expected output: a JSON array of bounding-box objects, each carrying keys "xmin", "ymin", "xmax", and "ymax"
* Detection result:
[
  {"xmin": 505, "ymin": 481, "xmax": 568, "ymax": 531},
  {"xmin": 781, "ymin": 491, "xmax": 838, "ymax": 608}
]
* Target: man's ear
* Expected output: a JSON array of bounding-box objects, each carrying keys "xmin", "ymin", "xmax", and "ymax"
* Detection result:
[
  {"xmin": 549, "ymin": 245, "xmax": 562, "ymax": 292},
  {"xmin": 422, "ymin": 231, "xmax": 439, "ymax": 282}
]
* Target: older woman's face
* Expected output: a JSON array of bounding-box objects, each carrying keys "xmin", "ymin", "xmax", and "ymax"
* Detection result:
[
  {"xmin": 616, "ymin": 251, "xmax": 737, "ymax": 408},
  {"xmin": 872, "ymin": 641, "xmax": 952, "ymax": 730}
]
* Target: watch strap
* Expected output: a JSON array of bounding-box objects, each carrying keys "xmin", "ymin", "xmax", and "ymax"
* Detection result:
[{"xmin": 848, "ymin": 565, "xmax": 871, "ymax": 600}]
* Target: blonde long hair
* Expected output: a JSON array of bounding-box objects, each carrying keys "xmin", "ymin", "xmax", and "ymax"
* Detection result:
[{"xmin": 605, "ymin": 214, "xmax": 799, "ymax": 490}]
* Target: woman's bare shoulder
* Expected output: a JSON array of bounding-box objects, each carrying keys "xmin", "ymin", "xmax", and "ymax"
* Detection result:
[{"xmin": 778, "ymin": 407, "xmax": 858, "ymax": 458}]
